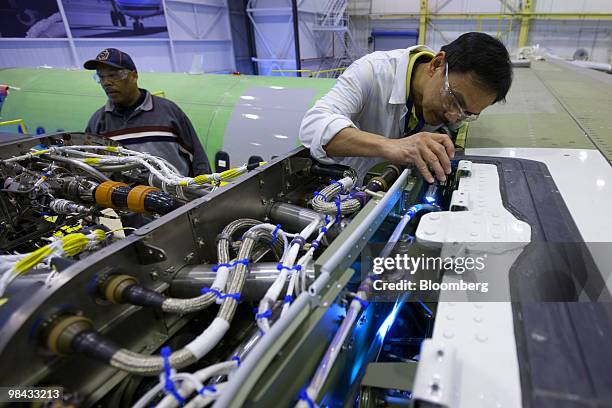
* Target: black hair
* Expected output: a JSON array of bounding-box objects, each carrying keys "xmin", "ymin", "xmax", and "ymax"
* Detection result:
[{"xmin": 441, "ymin": 32, "xmax": 513, "ymax": 103}]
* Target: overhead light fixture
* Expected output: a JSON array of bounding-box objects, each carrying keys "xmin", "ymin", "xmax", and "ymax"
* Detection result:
[{"xmin": 242, "ymin": 114, "xmax": 259, "ymax": 120}]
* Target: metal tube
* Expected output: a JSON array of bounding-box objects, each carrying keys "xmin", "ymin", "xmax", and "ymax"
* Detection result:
[
  {"xmin": 94, "ymin": 163, "xmax": 142, "ymax": 172},
  {"xmin": 269, "ymin": 203, "xmax": 323, "ymax": 232},
  {"xmin": 170, "ymin": 262, "xmax": 314, "ymax": 300},
  {"xmin": 41, "ymin": 154, "xmax": 110, "ymax": 182}
]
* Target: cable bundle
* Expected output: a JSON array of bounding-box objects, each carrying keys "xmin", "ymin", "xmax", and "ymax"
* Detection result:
[{"xmin": 0, "ymin": 229, "xmax": 106, "ymax": 298}]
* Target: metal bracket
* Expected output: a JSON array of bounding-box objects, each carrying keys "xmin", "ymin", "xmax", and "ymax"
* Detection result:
[
  {"xmin": 134, "ymin": 241, "xmax": 167, "ymax": 265},
  {"xmin": 411, "ymin": 339, "xmax": 457, "ymax": 407},
  {"xmin": 457, "ymin": 160, "xmax": 472, "ymax": 177},
  {"xmin": 450, "ymin": 190, "xmax": 469, "ymax": 211},
  {"xmin": 360, "ymin": 362, "xmax": 418, "ymax": 391}
]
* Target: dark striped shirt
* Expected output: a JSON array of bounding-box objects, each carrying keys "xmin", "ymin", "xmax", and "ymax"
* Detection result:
[{"xmin": 86, "ymin": 89, "xmax": 210, "ymax": 176}]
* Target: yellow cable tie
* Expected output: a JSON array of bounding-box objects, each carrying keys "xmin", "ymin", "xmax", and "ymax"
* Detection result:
[
  {"xmin": 0, "ymin": 298, "xmax": 7, "ymax": 307},
  {"xmin": 105, "ymin": 146, "xmax": 119, "ymax": 152},
  {"xmin": 83, "ymin": 158, "xmax": 100, "ymax": 165},
  {"xmin": 31, "ymin": 149, "xmax": 49, "ymax": 156}
]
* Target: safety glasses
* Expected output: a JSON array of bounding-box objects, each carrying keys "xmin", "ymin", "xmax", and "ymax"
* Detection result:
[
  {"xmin": 93, "ymin": 69, "xmax": 130, "ymax": 84},
  {"xmin": 441, "ymin": 63, "xmax": 479, "ymax": 122}
]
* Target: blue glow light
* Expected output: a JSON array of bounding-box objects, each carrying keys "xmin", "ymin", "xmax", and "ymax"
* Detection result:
[
  {"xmin": 418, "ymin": 300, "xmax": 433, "ymax": 317},
  {"xmin": 377, "ymin": 301, "xmax": 402, "ymax": 339},
  {"xmin": 424, "ymin": 195, "xmax": 436, "ymax": 204}
]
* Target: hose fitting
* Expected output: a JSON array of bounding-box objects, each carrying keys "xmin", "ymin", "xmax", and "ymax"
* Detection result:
[
  {"xmin": 93, "ymin": 181, "xmax": 181, "ymax": 214},
  {"xmin": 43, "ymin": 315, "xmax": 94, "ymax": 356},
  {"xmin": 100, "ymin": 274, "xmax": 165, "ymax": 308}
]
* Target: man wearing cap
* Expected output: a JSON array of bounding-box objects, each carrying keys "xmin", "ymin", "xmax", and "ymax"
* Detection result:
[{"xmin": 84, "ymin": 48, "xmax": 211, "ymax": 176}]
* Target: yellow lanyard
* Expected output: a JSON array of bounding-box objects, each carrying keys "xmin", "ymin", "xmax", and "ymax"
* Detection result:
[{"xmin": 404, "ymin": 50, "xmax": 435, "ymax": 132}]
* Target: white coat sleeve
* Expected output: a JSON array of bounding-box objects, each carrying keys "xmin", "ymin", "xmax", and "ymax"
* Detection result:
[{"xmin": 299, "ymin": 59, "xmax": 374, "ymax": 163}]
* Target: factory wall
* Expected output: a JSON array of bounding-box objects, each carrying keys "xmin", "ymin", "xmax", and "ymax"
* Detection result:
[
  {"xmin": 0, "ymin": 0, "xmax": 237, "ymax": 73},
  {"xmin": 0, "ymin": 0, "xmax": 610, "ymax": 75},
  {"xmin": 229, "ymin": 0, "xmax": 256, "ymax": 74},
  {"xmin": 247, "ymin": 0, "xmax": 331, "ymax": 76},
  {"xmin": 360, "ymin": 0, "xmax": 612, "ymax": 63}
]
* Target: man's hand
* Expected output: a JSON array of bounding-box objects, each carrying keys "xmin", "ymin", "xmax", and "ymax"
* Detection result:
[{"xmin": 381, "ymin": 132, "xmax": 455, "ymax": 183}]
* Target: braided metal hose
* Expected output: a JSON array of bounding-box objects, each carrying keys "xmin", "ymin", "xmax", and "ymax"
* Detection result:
[
  {"xmin": 161, "ymin": 219, "xmax": 262, "ymax": 314},
  {"xmin": 110, "ymin": 222, "xmax": 274, "ymax": 375},
  {"xmin": 218, "ymin": 228, "xmax": 275, "ymax": 321},
  {"xmin": 311, "ymin": 180, "xmax": 361, "ymax": 216},
  {"xmin": 110, "ymin": 347, "xmax": 196, "ymax": 376}
]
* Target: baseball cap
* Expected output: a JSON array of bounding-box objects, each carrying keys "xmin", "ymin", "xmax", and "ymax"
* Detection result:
[{"xmin": 84, "ymin": 48, "xmax": 137, "ymax": 72}]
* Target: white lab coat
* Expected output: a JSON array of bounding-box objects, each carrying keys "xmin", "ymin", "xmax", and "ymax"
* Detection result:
[{"xmin": 299, "ymin": 45, "xmax": 441, "ymax": 184}]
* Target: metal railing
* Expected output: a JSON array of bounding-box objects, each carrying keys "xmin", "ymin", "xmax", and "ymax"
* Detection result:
[{"xmin": 0, "ymin": 119, "xmax": 28, "ymax": 134}]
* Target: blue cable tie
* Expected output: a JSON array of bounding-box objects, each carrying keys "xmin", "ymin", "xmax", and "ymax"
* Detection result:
[
  {"xmin": 334, "ymin": 196, "xmax": 342, "ymax": 223},
  {"xmin": 310, "ymin": 240, "xmax": 319, "ymax": 250},
  {"xmin": 313, "ymin": 191, "xmax": 328, "ymax": 201},
  {"xmin": 298, "ymin": 388, "xmax": 315, "ymax": 408},
  {"xmin": 221, "ymin": 292, "xmax": 241, "ymax": 301},
  {"xmin": 198, "ymin": 385, "xmax": 217, "ymax": 395},
  {"xmin": 199, "ymin": 288, "xmax": 241, "ymax": 301},
  {"xmin": 234, "ymin": 258, "xmax": 249, "ymax": 268},
  {"xmin": 256, "ymin": 310, "xmax": 273, "ymax": 319},
  {"xmin": 324, "ymin": 215, "xmax": 331, "ymax": 224},
  {"xmin": 212, "ymin": 258, "xmax": 249, "ymax": 272},
  {"xmin": 353, "ymin": 295, "xmax": 369, "ymax": 309},
  {"xmin": 283, "ymin": 295, "xmax": 293, "ymax": 303},
  {"xmin": 231, "ymin": 355, "xmax": 241, "ymax": 367},
  {"xmin": 270, "ymin": 224, "xmax": 281, "ymax": 246},
  {"xmin": 200, "ymin": 287, "xmax": 222, "ymax": 297},
  {"xmin": 212, "ymin": 262, "xmax": 232, "ymax": 272},
  {"xmin": 161, "ymin": 347, "xmax": 185, "ymax": 405},
  {"xmin": 276, "ymin": 264, "xmax": 302, "ymax": 272},
  {"xmin": 320, "ymin": 226, "xmax": 328, "ymax": 234},
  {"xmin": 290, "ymin": 235, "xmax": 306, "ymax": 249},
  {"xmin": 332, "ymin": 180, "xmax": 344, "ymax": 195}
]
